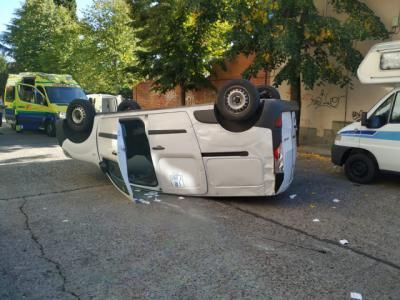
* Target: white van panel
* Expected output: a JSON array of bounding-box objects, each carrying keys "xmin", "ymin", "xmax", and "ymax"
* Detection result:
[{"xmin": 148, "ymin": 112, "xmax": 207, "ymax": 195}]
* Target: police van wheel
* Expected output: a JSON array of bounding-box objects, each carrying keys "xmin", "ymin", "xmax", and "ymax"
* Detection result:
[
  {"xmin": 45, "ymin": 121, "xmax": 56, "ymax": 137},
  {"xmin": 217, "ymin": 79, "xmax": 260, "ymax": 122},
  {"xmin": 257, "ymin": 85, "xmax": 281, "ymax": 100},
  {"xmin": 344, "ymin": 153, "xmax": 378, "ymax": 184},
  {"xmin": 117, "ymin": 100, "xmax": 141, "ymax": 112},
  {"xmin": 66, "ymin": 99, "xmax": 95, "ymax": 133}
]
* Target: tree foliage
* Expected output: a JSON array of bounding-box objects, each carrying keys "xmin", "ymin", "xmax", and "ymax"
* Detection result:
[
  {"xmin": 53, "ymin": 0, "xmax": 77, "ymax": 16},
  {"xmin": 71, "ymin": 0, "xmax": 137, "ymax": 94},
  {"xmin": 2, "ymin": 0, "xmax": 78, "ymax": 74},
  {"xmin": 127, "ymin": 0, "xmax": 230, "ymax": 104},
  {"xmin": 227, "ymin": 0, "xmax": 389, "ymax": 127}
]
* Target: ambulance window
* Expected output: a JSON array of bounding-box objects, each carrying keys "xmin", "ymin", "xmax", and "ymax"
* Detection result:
[
  {"xmin": 390, "ymin": 93, "xmax": 400, "ymax": 123},
  {"xmin": 371, "ymin": 94, "xmax": 394, "ymax": 123},
  {"xmin": 5, "ymin": 86, "xmax": 14, "ymax": 102}
]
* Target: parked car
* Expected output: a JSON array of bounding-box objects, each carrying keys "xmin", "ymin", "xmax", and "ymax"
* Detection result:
[
  {"xmin": 332, "ymin": 40, "xmax": 400, "ymax": 183},
  {"xmin": 3, "ymin": 72, "xmax": 87, "ymax": 136},
  {"xmin": 56, "ymin": 80, "xmax": 298, "ymax": 199}
]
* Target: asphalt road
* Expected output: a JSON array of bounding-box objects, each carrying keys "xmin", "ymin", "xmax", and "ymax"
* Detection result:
[{"xmin": 0, "ymin": 126, "xmax": 399, "ymax": 299}]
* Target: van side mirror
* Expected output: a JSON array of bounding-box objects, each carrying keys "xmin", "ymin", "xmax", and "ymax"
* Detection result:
[{"xmin": 361, "ymin": 112, "xmax": 368, "ymax": 127}]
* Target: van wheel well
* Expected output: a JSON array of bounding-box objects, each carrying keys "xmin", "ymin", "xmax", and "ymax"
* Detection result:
[{"xmin": 343, "ymin": 148, "xmax": 379, "ymax": 169}]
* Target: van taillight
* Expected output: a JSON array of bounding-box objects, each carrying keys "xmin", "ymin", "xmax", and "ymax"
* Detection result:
[
  {"xmin": 274, "ymin": 143, "xmax": 284, "ymax": 173},
  {"xmin": 275, "ymin": 115, "xmax": 282, "ymax": 128},
  {"xmin": 274, "ymin": 144, "xmax": 280, "ymax": 160}
]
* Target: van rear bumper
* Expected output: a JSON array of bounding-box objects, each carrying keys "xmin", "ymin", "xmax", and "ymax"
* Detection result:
[{"xmin": 331, "ymin": 144, "xmax": 351, "ymax": 166}]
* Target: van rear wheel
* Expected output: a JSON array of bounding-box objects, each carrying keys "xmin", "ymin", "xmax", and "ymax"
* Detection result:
[
  {"xmin": 344, "ymin": 153, "xmax": 378, "ymax": 184},
  {"xmin": 217, "ymin": 79, "xmax": 260, "ymax": 122}
]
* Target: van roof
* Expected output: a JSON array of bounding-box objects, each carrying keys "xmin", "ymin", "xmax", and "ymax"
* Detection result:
[
  {"xmin": 7, "ymin": 72, "xmax": 79, "ymax": 86},
  {"xmin": 358, "ymin": 40, "xmax": 400, "ymax": 85}
]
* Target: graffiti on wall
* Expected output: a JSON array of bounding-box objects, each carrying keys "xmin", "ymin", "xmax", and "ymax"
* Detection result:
[
  {"xmin": 308, "ymin": 89, "xmax": 345, "ymax": 109},
  {"xmin": 352, "ymin": 110, "xmax": 364, "ymax": 121}
]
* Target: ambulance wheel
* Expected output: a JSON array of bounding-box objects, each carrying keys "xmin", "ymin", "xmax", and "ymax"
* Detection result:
[
  {"xmin": 66, "ymin": 99, "xmax": 95, "ymax": 133},
  {"xmin": 344, "ymin": 153, "xmax": 378, "ymax": 184},
  {"xmin": 117, "ymin": 100, "xmax": 141, "ymax": 112},
  {"xmin": 217, "ymin": 79, "xmax": 260, "ymax": 121},
  {"xmin": 257, "ymin": 85, "xmax": 281, "ymax": 99},
  {"xmin": 45, "ymin": 121, "xmax": 56, "ymax": 137}
]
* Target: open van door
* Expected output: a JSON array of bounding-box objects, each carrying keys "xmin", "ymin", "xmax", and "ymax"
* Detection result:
[
  {"xmin": 358, "ymin": 41, "xmax": 400, "ymax": 84},
  {"xmin": 116, "ymin": 122, "xmax": 133, "ymax": 199}
]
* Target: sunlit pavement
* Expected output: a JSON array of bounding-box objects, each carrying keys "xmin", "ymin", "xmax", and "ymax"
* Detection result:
[{"xmin": 1, "ymin": 125, "xmax": 399, "ymax": 299}]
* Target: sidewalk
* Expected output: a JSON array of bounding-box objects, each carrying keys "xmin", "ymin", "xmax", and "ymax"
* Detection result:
[{"xmin": 298, "ymin": 144, "xmax": 331, "ymax": 157}]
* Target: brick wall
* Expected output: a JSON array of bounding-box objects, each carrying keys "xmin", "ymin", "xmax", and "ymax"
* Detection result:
[{"xmin": 133, "ymin": 54, "xmax": 269, "ymax": 109}]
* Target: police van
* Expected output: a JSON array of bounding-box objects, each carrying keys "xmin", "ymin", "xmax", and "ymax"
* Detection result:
[{"xmin": 332, "ymin": 41, "xmax": 400, "ymax": 183}]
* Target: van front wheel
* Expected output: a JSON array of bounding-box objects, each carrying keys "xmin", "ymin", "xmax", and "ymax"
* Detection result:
[{"xmin": 344, "ymin": 153, "xmax": 378, "ymax": 184}]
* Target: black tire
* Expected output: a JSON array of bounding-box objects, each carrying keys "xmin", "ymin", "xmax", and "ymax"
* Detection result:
[
  {"xmin": 66, "ymin": 99, "xmax": 95, "ymax": 133},
  {"xmin": 117, "ymin": 100, "xmax": 141, "ymax": 112},
  {"xmin": 45, "ymin": 121, "xmax": 56, "ymax": 137},
  {"xmin": 257, "ymin": 85, "xmax": 281, "ymax": 99},
  {"xmin": 217, "ymin": 79, "xmax": 260, "ymax": 121},
  {"xmin": 344, "ymin": 153, "xmax": 378, "ymax": 184}
]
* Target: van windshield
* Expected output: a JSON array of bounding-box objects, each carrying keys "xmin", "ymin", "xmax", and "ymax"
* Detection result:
[{"xmin": 45, "ymin": 86, "xmax": 87, "ymax": 104}]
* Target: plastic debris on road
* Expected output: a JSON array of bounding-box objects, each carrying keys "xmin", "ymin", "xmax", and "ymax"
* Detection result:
[
  {"xmin": 137, "ymin": 199, "xmax": 150, "ymax": 205},
  {"xmin": 62, "ymin": 219, "xmax": 69, "ymax": 223},
  {"xmin": 289, "ymin": 194, "xmax": 297, "ymax": 199},
  {"xmin": 154, "ymin": 198, "xmax": 162, "ymax": 202},
  {"xmin": 339, "ymin": 239, "xmax": 349, "ymax": 245},
  {"xmin": 350, "ymin": 292, "xmax": 362, "ymax": 300},
  {"xmin": 178, "ymin": 196, "xmax": 185, "ymax": 200},
  {"xmin": 312, "ymin": 219, "xmax": 320, "ymax": 222},
  {"xmin": 333, "ymin": 198, "xmax": 341, "ymax": 203}
]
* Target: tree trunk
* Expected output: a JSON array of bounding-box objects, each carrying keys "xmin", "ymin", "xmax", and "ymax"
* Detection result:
[
  {"xmin": 290, "ymin": 76, "xmax": 301, "ymax": 146},
  {"xmin": 180, "ymin": 85, "xmax": 186, "ymax": 106}
]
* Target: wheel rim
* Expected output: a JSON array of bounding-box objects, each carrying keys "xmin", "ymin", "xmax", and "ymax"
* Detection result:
[
  {"xmin": 351, "ymin": 160, "xmax": 368, "ymax": 178},
  {"xmin": 72, "ymin": 106, "xmax": 86, "ymax": 125},
  {"xmin": 225, "ymin": 87, "xmax": 250, "ymax": 113}
]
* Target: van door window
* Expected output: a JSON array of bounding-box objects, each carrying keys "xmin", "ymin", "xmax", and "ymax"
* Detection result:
[
  {"xmin": 35, "ymin": 86, "xmax": 47, "ymax": 106},
  {"xmin": 5, "ymin": 86, "xmax": 15, "ymax": 103},
  {"xmin": 390, "ymin": 93, "xmax": 400, "ymax": 123},
  {"xmin": 370, "ymin": 94, "xmax": 395, "ymax": 125}
]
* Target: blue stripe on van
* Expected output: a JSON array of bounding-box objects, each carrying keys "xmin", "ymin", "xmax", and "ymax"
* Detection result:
[{"xmin": 341, "ymin": 130, "xmax": 400, "ymax": 141}]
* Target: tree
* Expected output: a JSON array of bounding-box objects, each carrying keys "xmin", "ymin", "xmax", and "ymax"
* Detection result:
[
  {"xmin": 0, "ymin": 55, "xmax": 8, "ymax": 98},
  {"xmin": 71, "ymin": 0, "xmax": 137, "ymax": 94},
  {"xmin": 228, "ymin": 0, "xmax": 389, "ymax": 134},
  {"xmin": 127, "ymin": 0, "xmax": 230, "ymax": 105},
  {"xmin": 2, "ymin": 0, "xmax": 79, "ymax": 73}
]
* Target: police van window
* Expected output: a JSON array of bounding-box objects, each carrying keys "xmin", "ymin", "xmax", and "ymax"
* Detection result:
[
  {"xmin": 390, "ymin": 93, "xmax": 400, "ymax": 123},
  {"xmin": 5, "ymin": 86, "xmax": 14, "ymax": 102},
  {"xmin": 371, "ymin": 94, "xmax": 395, "ymax": 123}
]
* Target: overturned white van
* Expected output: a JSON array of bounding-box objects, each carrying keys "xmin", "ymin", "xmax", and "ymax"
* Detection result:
[
  {"xmin": 57, "ymin": 80, "xmax": 298, "ymax": 199},
  {"xmin": 332, "ymin": 41, "xmax": 400, "ymax": 183}
]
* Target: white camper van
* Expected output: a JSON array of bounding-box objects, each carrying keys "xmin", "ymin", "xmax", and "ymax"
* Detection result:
[
  {"xmin": 57, "ymin": 80, "xmax": 298, "ymax": 199},
  {"xmin": 332, "ymin": 41, "xmax": 400, "ymax": 183}
]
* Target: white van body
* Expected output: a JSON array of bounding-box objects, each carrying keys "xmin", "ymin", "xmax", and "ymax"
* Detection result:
[
  {"xmin": 57, "ymin": 101, "xmax": 298, "ymax": 199},
  {"xmin": 87, "ymin": 94, "xmax": 123, "ymax": 113},
  {"xmin": 332, "ymin": 41, "xmax": 400, "ymax": 183}
]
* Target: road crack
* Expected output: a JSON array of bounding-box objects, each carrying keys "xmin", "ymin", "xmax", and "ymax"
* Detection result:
[
  {"xmin": 0, "ymin": 184, "xmax": 106, "ymax": 202},
  {"xmin": 221, "ymin": 202, "xmax": 400, "ymax": 271},
  {"xmin": 19, "ymin": 198, "xmax": 80, "ymax": 299}
]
